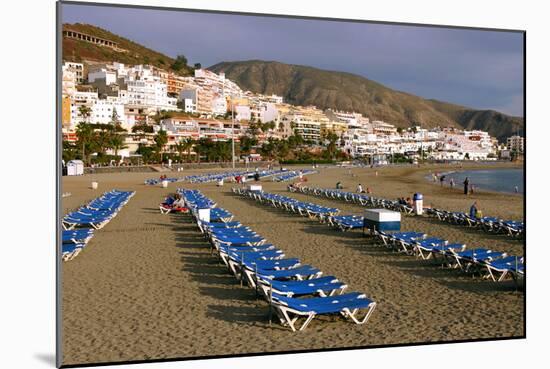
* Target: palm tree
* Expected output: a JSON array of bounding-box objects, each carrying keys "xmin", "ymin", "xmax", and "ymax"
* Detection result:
[
  {"xmin": 276, "ymin": 140, "xmax": 290, "ymax": 161},
  {"xmin": 324, "ymin": 131, "xmax": 339, "ymax": 160},
  {"xmin": 75, "ymin": 122, "xmax": 94, "ymax": 165},
  {"xmin": 97, "ymin": 130, "xmax": 113, "ymax": 155},
  {"xmin": 154, "ymin": 129, "xmax": 168, "ymax": 163},
  {"xmin": 78, "ymin": 105, "xmax": 92, "ymax": 123},
  {"xmin": 110, "ymin": 133, "xmax": 127, "ymax": 158},
  {"xmin": 174, "ymin": 138, "xmax": 194, "ymax": 162}
]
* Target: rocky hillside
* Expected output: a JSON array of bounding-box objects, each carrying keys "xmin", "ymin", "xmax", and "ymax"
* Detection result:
[
  {"xmin": 62, "ymin": 23, "xmax": 194, "ymax": 76},
  {"xmin": 210, "ymin": 60, "xmax": 523, "ymax": 141}
]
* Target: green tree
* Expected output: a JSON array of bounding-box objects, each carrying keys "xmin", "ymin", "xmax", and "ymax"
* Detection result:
[
  {"xmin": 136, "ymin": 144, "xmax": 154, "ymax": 164},
  {"xmin": 174, "ymin": 138, "xmax": 194, "ymax": 162},
  {"xmin": 239, "ymin": 136, "xmax": 258, "ymax": 155},
  {"xmin": 110, "ymin": 109, "xmax": 121, "ymax": 127},
  {"xmin": 77, "ymin": 105, "xmax": 92, "ymax": 123},
  {"xmin": 247, "ymin": 122, "xmax": 260, "ymax": 138},
  {"xmin": 323, "ymin": 131, "xmax": 339, "ymax": 159},
  {"xmin": 110, "ymin": 133, "xmax": 127, "ymax": 158},
  {"xmin": 62, "ymin": 140, "xmax": 79, "ymax": 162},
  {"xmin": 75, "ymin": 122, "xmax": 95, "ymax": 165},
  {"xmin": 151, "ymin": 110, "xmax": 174, "ymax": 125},
  {"xmin": 154, "ymin": 129, "xmax": 169, "ymax": 163},
  {"xmin": 96, "ymin": 130, "xmax": 113, "ymax": 155},
  {"xmin": 171, "ymin": 55, "xmax": 188, "ymax": 72},
  {"xmin": 132, "ymin": 123, "xmax": 154, "ymax": 134},
  {"xmin": 276, "ymin": 140, "xmax": 290, "ymax": 161}
]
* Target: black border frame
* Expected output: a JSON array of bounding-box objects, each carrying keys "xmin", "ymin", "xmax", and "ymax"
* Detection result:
[{"xmin": 56, "ymin": 1, "xmax": 527, "ymax": 367}]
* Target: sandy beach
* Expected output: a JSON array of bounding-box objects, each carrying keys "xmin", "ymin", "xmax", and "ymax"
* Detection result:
[{"xmin": 61, "ymin": 163, "xmax": 524, "ymax": 366}]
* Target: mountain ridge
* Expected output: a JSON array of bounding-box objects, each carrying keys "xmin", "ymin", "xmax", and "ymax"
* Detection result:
[{"xmin": 209, "ymin": 60, "xmax": 523, "ymax": 141}]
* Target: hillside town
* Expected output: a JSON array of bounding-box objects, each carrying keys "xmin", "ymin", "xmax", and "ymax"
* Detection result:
[{"xmin": 62, "ymin": 60, "xmax": 525, "ymax": 165}]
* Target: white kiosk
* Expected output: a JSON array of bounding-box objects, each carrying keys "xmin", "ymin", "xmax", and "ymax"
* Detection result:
[
  {"xmin": 67, "ymin": 160, "xmax": 84, "ymax": 176},
  {"xmin": 363, "ymin": 209, "xmax": 401, "ymax": 232}
]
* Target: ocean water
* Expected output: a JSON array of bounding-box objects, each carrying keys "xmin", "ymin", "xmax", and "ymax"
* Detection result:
[{"xmin": 435, "ymin": 168, "xmax": 524, "ymax": 194}]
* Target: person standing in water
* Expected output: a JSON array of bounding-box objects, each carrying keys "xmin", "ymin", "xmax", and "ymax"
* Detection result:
[{"xmin": 463, "ymin": 177, "xmax": 470, "ymax": 195}]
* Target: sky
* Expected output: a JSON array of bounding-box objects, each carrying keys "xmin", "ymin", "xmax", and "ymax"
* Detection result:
[{"xmin": 61, "ymin": 3, "xmax": 524, "ymax": 117}]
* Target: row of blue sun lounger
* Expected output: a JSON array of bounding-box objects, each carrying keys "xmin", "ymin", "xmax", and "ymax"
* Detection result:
[
  {"xmin": 295, "ymin": 186, "xmax": 524, "ymax": 238},
  {"xmin": 144, "ymin": 177, "xmax": 182, "ymax": 186},
  {"xmin": 373, "ymin": 230, "xmax": 524, "ymax": 283},
  {"xmin": 273, "ymin": 169, "xmax": 317, "ymax": 182},
  {"xmin": 186, "ymin": 169, "xmax": 290, "ymax": 183},
  {"xmin": 61, "ymin": 190, "xmax": 135, "ymax": 261},
  {"xmin": 232, "ymin": 187, "xmax": 339, "ymax": 220},
  {"xmin": 233, "ymin": 188, "xmax": 524, "ymax": 286},
  {"xmin": 146, "ymin": 169, "xmax": 288, "ymax": 185},
  {"xmin": 176, "ymin": 188, "xmax": 377, "ymax": 331},
  {"xmin": 426, "ymin": 208, "xmax": 524, "ymax": 237},
  {"xmin": 294, "ymin": 186, "xmax": 414, "ymax": 214}
]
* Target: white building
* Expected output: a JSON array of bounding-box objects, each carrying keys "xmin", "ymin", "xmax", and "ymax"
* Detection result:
[
  {"xmin": 63, "ymin": 62, "xmax": 84, "ymax": 84},
  {"xmin": 234, "ymin": 105, "xmax": 251, "ymax": 121},
  {"xmin": 281, "ymin": 112, "xmax": 322, "ymax": 142},
  {"xmin": 507, "ymin": 135, "xmax": 525, "ymax": 153},
  {"xmin": 70, "ymin": 91, "xmax": 98, "ymax": 126},
  {"xmin": 122, "ymin": 79, "xmax": 177, "ymax": 111},
  {"xmin": 88, "ymin": 66, "xmax": 117, "ymax": 85},
  {"xmin": 90, "ymin": 100, "xmax": 126, "ymax": 126},
  {"xmin": 438, "ymin": 130, "xmax": 496, "ymax": 160},
  {"xmin": 62, "ymin": 68, "xmax": 77, "ymax": 97}
]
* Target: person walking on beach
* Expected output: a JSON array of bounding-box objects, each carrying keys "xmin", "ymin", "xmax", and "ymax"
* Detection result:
[
  {"xmin": 356, "ymin": 183, "xmax": 364, "ymax": 193},
  {"xmin": 439, "ymin": 175, "xmax": 446, "ymax": 187},
  {"xmin": 336, "ymin": 181, "xmax": 343, "ymax": 189},
  {"xmin": 449, "ymin": 178, "xmax": 455, "ymax": 189},
  {"xmin": 469, "ymin": 201, "xmax": 478, "ymax": 218},
  {"xmin": 463, "ymin": 177, "xmax": 470, "ymax": 195}
]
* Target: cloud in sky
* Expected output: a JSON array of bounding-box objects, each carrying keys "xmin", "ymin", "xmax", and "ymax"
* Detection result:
[{"xmin": 61, "ymin": 3, "xmax": 524, "ymax": 117}]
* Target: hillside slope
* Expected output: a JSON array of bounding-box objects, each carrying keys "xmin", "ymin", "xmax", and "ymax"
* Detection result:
[
  {"xmin": 210, "ymin": 60, "xmax": 524, "ymax": 141},
  {"xmin": 62, "ymin": 23, "xmax": 194, "ymax": 76}
]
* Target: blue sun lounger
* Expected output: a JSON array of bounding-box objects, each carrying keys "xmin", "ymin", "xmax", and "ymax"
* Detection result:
[
  {"xmin": 62, "ymin": 214, "xmax": 113, "ymax": 230},
  {"xmin": 481, "ymin": 256, "xmax": 524, "ymax": 282},
  {"xmin": 375, "ymin": 231, "xmax": 426, "ymax": 247},
  {"xmin": 218, "ymin": 244, "xmax": 281, "ymax": 266},
  {"xmin": 226, "ymin": 249, "xmax": 286, "ymax": 276},
  {"xmin": 446, "ymin": 248, "xmax": 507, "ymax": 271},
  {"xmin": 255, "ymin": 265, "xmax": 322, "ymax": 284},
  {"xmin": 387, "ymin": 232, "xmax": 428, "ymax": 253},
  {"xmin": 329, "ymin": 215, "xmax": 364, "ymax": 231},
  {"xmin": 62, "ymin": 243, "xmax": 85, "ymax": 261},
  {"xmin": 211, "ymin": 234, "xmax": 266, "ymax": 247},
  {"xmin": 62, "ymin": 228, "xmax": 94, "ymax": 244},
  {"xmin": 269, "ymin": 292, "xmax": 377, "ymax": 331},
  {"xmin": 258, "ymin": 276, "xmax": 347, "ymax": 298},
  {"xmin": 209, "ymin": 208, "xmax": 234, "ymax": 222},
  {"xmin": 412, "ymin": 238, "xmax": 448, "ymax": 259}
]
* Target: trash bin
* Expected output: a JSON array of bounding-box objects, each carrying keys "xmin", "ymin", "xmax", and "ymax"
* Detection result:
[
  {"xmin": 91, "ymin": 181, "xmax": 98, "ymax": 190},
  {"xmin": 413, "ymin": 193, "xmax": 423, "ymax": 215},
  {"xmin": 161, "ymin": 180, "xmax": 168, "ymax": 188},
  {"xmin": 197, "ymin": 208, "xmax": 210, "ymax": 223}
]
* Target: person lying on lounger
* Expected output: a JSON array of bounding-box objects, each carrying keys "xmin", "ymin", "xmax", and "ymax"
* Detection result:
[{"xmin": 160, "ymin": 194, "xmax": 188, "ymax": 213}]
